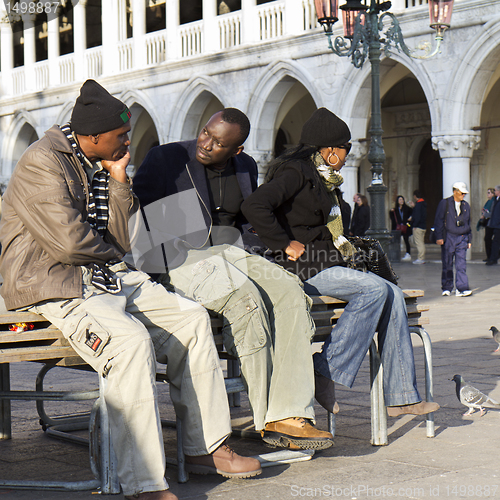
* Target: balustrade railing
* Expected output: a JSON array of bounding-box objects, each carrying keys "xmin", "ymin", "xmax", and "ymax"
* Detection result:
[
  {"xmin": 218, "ymin": 11, "xmax": 241, "ymax": 49},
  {"xmin": 34, "ymin": 60, "xmax": 49, "ymax": 91},
  {"xmin": 85, "ymin": 46, "xmax": 103, "ymax": 79},
  {"xmin": 302, "ymin": 0, "xmax": 318, "ymax": 31},
  {"xmin": 2, "ymin": 0, "xmax": 429, "ymax": 97},
  {"xmin": 119, "ymin": 40, "xmax": 133, "ymax": 71},
  {"xmin": 12, "ymin": 67, "xmax": 25, "ymax": 95},
  {"xmin": 258, "ymin": 1, "xmax": 285, "ymax": 41},
  {"xmin": 179, "ymin": 20, "xmax": 203, "ymax": 58},
  {"xmin": 146, "ymin": 31, "xmax": 167, "ymax": 65},
  {"xmin": 59, "ymin": 54, "xmax": 75, "ymax": 85}
]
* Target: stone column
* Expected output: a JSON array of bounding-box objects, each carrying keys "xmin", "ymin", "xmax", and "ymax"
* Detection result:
[
  {"xmin": 343, "ymin": 141, "xmax": 368, "ymax": 212},
  {"xmin": 47, "ymin": 8, "xmax": 60, "ymax": 86},
  {"xmin": 0, "ymin": 19, "xmax": 14, "ymax": 95},
  {"xmin": 102, "ymin": 0, "xmax": 120, "ymax": 75},
  {"xmin": 132, "ymin": 0, "xmax": 146, "ymax": 68},
  {"xmin": 72, "ymin": 0, "xmax": 87, "ymax": 81},
  {"xmin": 166, "ymin": 0, "xmax": 179, "ymax": 60},
  {"xmin": 202, "ymin": 0, "xmax": 218, "ymax": 52},
  {"xmin": 21, "ymin": 13, "xmax": 36, "ymax": 91},
  {"xmin": 241, "ymin": 0, "xmax": 257, "ymax": 44},
  {"xmin": 432, "ymin": 133, "xmax": 481, "ymax": 198},
  {"xmin": 246, "ymin": 149, "xmax": 273, "ymax": 185}
]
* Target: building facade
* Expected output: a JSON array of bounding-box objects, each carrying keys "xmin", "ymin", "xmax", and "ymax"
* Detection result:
[{"xmin": 1, "ymin": 0, "xmax": 499, "ymax": 249}]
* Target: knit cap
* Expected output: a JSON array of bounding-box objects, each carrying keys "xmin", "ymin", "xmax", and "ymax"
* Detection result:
[
  {"xmin": 300, "ymin": 107, "xmax": 351, "ymax": 147},
  {"xmin": 71, "ymin": 79, "xmax": 131, "ymax": 135}
]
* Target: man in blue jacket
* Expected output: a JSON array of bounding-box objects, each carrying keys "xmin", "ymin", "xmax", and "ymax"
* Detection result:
[
  {"xmin": 133, "ymin": 108, "xmax": 333, "ymax": 452},
  {"xmin": 486, "ymin": 185, "xmax": 500, "ymax": 265},
  {"xmin": 434, "ymin": 182, "xmax": 472, "ymax": 296}
]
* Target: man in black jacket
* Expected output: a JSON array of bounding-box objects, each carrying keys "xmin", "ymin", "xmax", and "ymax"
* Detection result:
[
  {"xmin": 434, "ymin": 182, "xmax": 472, "ymax": 296},
  {"xmin": 486, "ymin": 185, "xmax": 500, "ymax": 265},
  {"xmin": 133, "ymin": 109, "xmax": 333, "ymax": 451}
]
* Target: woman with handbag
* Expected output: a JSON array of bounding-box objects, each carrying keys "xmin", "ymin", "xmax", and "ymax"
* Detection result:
[
  {"xmin": 390, "ymin": 195, "xmax": 413, "ymax": 261},
  {"xmin": 241, "ymin": 107, "xmax": 438, "ymax": 419}
]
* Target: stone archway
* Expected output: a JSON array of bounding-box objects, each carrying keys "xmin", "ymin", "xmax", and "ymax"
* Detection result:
[
  {"xmin": 1, "ymin": 113, "xmax": 39, "ymax": 182},
  {"xmin": 128, "ymin": 104, "xmax": 160, "ymax": 175}
]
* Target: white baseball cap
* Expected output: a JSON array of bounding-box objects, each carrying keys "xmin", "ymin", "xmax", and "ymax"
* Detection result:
[{"xmin": 452, "ymin": 181, "xmax": 469, "ymax": 194}]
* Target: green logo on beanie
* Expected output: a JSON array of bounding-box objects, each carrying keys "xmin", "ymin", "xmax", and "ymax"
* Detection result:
[{"xmin": 120, "ymin": 108, "xmax": 131, "ymax": 123}]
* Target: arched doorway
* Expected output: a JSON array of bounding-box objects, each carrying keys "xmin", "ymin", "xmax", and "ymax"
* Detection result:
[
  {"xmin": 418, "ymin": 139, "xmax": 443, "ymax": 239},
  {"xmin": 129, "ymin": 104, "xmax": 159, "ymax": 174}
]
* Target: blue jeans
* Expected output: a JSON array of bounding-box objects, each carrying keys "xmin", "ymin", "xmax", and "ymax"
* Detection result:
[
  {"xmin": 441, "ymin": 233, "xmax": 470, "ymax": 292},
  {"xmin": 304, "ymin": 267, "xmax": 421, "ymax": 406}
]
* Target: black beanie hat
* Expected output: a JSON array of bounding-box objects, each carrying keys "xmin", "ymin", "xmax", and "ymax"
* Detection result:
[
  {"xmin": 71, "ymin": 80, "xmax": 131, "ymax": 135},
  {"xmin": 299, "ymin": 107, "xmax": 351, "ymax": 147}
]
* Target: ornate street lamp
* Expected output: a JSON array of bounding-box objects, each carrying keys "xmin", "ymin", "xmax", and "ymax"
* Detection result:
[{"xmin": 314, "ymin": 0, "xmax": 454, "ymax": 248}]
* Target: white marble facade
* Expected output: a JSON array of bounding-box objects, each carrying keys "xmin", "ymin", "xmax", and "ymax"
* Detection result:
[{"xmin": 1, "ymin": 0, "xmax": 499, "ymax": 250}]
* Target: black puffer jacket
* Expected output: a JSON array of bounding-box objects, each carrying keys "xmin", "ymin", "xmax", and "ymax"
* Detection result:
[{"xmin": 241, "ymin": 159, "xmax": 347, "ymax": 281}]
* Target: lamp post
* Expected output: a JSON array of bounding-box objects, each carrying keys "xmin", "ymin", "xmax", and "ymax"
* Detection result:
[{"xmin": 314, "ymin": 0, "xmax": 454, "ymax": 248}]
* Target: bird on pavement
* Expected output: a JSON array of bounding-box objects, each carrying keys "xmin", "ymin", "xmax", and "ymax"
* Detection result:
[
  {"xmin": 490, "ymin": 326, "xmax": 500, "ymax": 352},
  {"xmin": 451, "ymin": 374, "xmax": 500, "ymax": 416}
]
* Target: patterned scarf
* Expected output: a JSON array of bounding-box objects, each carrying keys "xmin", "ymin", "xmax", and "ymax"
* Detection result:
[
  {"xmin": 312, "ymin": 152, "xmax": 355, "ymax": 258},
  {"xmin": 61, "ymin": 124, "xmax": 121, "ymax": 294},
  {"xmin": 60, "ymin": 124, "xmax": 110, "ymax": 237}
]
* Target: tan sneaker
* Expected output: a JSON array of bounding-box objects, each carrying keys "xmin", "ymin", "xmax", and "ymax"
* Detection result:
[
  {"xmin": 387, "ymin": 401, "xmax": 440, "ymax": 417},
  {"xmin": 185, "ymin": 443, "xmax": 262, "ymax": 478},
  {"xmin": 124, "ymin": 491, "xmax": 178, "ymax": 500},
  {"xmin": 262, "ymin": 417, "xmax": 333, "ymax": 450}
]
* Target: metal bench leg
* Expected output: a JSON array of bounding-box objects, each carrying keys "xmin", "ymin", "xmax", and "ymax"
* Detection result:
[
  {"xmin": 409, "ymin": 326, "xmax": 435, "ymax": 438},
  {"xmin": 227, "ymin": 359, "xmax": 241, "ymax": 407},
  {"xmin": 328, "ymin": 411, "xmax": 336, "ymax": 437},
  {"xmin": 370, "ymin": 340, "xmax": 388, "ymax": 446},
  {"xmin": 96, "ymin": 375, "xmax": 120, "ymax": 494},
  {"xmin": 175, "ymin": 417, "xmax": 189, "ymax": 483},
  {"xmin": 0, "ymin": 364, "xmax": 11, "ymax": 440}
]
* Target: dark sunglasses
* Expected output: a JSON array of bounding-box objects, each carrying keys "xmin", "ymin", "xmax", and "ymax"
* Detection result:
[{"xmin": 337, "ymin": 143, "xmax": 352, "ymax": 154}]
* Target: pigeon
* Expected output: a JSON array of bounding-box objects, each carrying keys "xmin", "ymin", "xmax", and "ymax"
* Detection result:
[
  {"xmin": 451, "ymin": 374, "xmax": 500, "ymax": 416},
  {"xmin": 490, "ymin": 326, "xmax": 500, "ymax": 352}
]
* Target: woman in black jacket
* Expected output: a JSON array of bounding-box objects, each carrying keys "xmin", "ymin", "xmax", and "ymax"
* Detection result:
[
  {"xmin": 390, "ymin": 195, "xmax": 413, "ymax": 261},
  {"xmin": 350, "ymin": 194, "xmax": 370, "ymax": 236},
  {"xmin": 241, "ymin": 108, "xmax": 438, "ymax": 418}
]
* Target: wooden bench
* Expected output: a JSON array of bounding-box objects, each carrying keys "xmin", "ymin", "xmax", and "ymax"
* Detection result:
[{"xmin": 0, "ymin": 290, "xmax": 433, "ymax": 492}]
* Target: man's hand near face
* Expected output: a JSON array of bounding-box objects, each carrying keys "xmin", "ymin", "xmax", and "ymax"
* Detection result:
[{"xmin": 102, "ymin": 150, "xmax": 130, "ymax": 183}]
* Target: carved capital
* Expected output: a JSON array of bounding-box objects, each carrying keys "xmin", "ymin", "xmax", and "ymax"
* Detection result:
[
  {"xmin": 432, "ymin": 132, "xmax": 481, "ymax": 159},
  {"xmin": 344, "ymin": 140, "xmax": 368, "ymax": 167}
]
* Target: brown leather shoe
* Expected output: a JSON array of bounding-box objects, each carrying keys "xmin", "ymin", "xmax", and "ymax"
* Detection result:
[
  {"xmin": 314, "ymin": 371, "xmax": 340, "ymax": 414},
  {"xmin": 124, "ymin": 491, "xmax": 178, "ymax": 500},
  {"xmin": 387, "ymin": 401, "xmax": 440, "ymax": 417},
  {"xmin": 185, "ymin": 443, "xmax": 262, "ymax": 478},
  {"xmin": 262, "ymin": 417, "xmax": 333, "ymax": 450}
]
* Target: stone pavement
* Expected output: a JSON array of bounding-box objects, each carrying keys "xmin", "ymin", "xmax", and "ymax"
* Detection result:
[{"xmin": 1, "ymin": 245, "xmax": 499, "ymax": 500}]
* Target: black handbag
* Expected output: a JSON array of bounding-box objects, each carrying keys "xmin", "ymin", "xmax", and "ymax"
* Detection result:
[{"xmin": 347, "ymin": 236, "xmax": 399, "ymax": 285}]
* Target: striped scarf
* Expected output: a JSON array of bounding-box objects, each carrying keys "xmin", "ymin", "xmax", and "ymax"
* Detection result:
[
  {"xmin": 61, "ymin": 124, "xmax": 121, "ymax": 294},
  {"xmin": 60, "ymin": 124, "xmax": 110, "ymax": 237}
]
